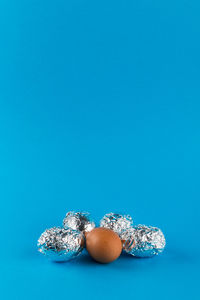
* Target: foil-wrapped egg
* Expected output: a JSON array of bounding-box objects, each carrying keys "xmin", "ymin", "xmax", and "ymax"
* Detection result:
[
  {"xmin": 63, "ymin": 211, "xmax": 95, "ymax": 233},
  {"xmin": 100, "ymin": 212, "xmax": 133, "ymax": 238},
  {"xmin": 121, "ymin": 225, "xmax": 166, "ymax": 257},
  {"xmin": 37, "ymin": 227, "xmax": 84, "ymax": 261}
]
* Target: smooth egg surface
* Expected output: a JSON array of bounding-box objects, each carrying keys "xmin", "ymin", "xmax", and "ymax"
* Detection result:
[{"xmin": 86, "ymin": 227, "xmax": 122, "ymax": 263}]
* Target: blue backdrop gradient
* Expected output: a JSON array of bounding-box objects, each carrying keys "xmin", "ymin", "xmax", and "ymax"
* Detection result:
[{"xmin": 0, "ymin": 0, "xmax": 200, "ymax": 299}]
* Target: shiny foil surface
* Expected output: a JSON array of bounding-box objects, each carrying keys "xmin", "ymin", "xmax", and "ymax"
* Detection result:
[
  {"xmin": 121, "ymin": 225, "xmax": 166, "ymax": 257},
  {"xmin": 100, "ymin": 212, "xmax": 133, "ymax": 238},
  {"xmin": 37, "ymin": 227, "xmax": 84, "ymax": 261},
  {"xmin": 63, "ymin": 211, "xmax": 95, "ymax": 233}
]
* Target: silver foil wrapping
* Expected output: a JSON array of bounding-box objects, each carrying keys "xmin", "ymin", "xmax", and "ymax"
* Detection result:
[
  {"xmin": 63, "ymin": 211, "xmax": 95, "ymax": 233},
  {"xmin": 121, "ymin": 225, "xmax": 166, "ymax": 257},
  {"xmin": 100, "ymin": 212, "xmax": 133, "ymax": 238},
  {"xmin": 37, "ymin": 227, "xmax": 84, "ymax": 261}
]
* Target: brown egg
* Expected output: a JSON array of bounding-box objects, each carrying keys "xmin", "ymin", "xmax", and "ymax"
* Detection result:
[{"xmin": 86, "ymin": 227, "xmax": 122, "ymax": 263}]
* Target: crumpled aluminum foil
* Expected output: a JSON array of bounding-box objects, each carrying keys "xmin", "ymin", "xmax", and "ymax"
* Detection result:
[
  {"xmin": 37, "ymin": 227, "xmax": 84, "ymax": 261},
  {"xmin": 121, "ymin": 225, "xmax": 166, "ymax": 257},
  {"xmin": 100, "ymin": 212, "xmax": 133, "ymax": 238},
  {"xmin": 63, "ymin": 211, "xmax": 95, "ymax": 233}
]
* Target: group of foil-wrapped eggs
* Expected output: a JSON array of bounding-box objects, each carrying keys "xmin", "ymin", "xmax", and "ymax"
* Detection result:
[{"xmin": 37, "ymin": 212, "xmax": 166, "ymax": 264}]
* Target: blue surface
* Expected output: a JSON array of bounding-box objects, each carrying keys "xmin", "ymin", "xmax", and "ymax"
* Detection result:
[{"xmin": 0, "ymin": 0, "xmax": 200, "ymax": 299}]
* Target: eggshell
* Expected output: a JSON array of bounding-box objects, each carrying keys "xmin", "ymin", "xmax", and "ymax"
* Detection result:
[{"xmin": 86, "ymin": 227, "xmax": 122, "ymax": 263}]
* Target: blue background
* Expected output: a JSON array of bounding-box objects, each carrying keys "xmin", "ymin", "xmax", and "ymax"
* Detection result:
[{"xmin": 0, "ymin": 0, "xmax": 200, "ymax": 299}]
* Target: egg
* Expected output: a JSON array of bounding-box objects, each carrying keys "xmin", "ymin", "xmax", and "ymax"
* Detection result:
[{"xmin": 86, "ymin": 227, "xmax": 122, "ymax": 263}]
